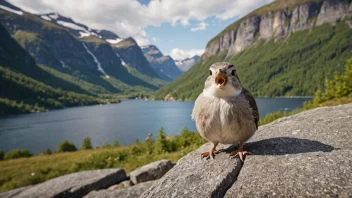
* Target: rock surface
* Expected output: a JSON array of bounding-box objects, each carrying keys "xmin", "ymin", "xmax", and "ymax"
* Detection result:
[
  {"xmin": 142, "ymin": 104, "xmax": 352, "ymax": 198},
  {"xmin": 129, "ymin": 159, "xmax": 173, "ymax": 185},
  {"xmin": 84, "ymin": 180, "xmax": 155, "ymax": 198},
  {"xmin": 0, "ymin": 169, "xmax": 126, "ymax": 198}
]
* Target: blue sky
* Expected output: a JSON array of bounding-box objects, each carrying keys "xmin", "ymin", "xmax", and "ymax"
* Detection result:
[{"xmin": 8, "ymin": 0, "xmax": 273, "ymax": 60}]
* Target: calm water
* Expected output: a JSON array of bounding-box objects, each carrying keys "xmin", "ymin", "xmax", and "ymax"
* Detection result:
[{"xmin": 0, "ymin": 98, "xmax": 310, "ymax": 154}]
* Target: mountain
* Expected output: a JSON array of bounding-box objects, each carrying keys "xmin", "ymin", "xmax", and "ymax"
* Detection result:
[
  {"xmin": 0, "ymin": 0, "xmax": 165, "ymax": 88},
  {"xmin": 153, "ymin": 0, "xmax": 352, "ymax": 100},
  {"xmin": 39, "ymin": 12, "xmax": 121, "ymax": 43},
  {"xmin": 142, "ymin": 45, "xmax": 182, "ymax": 81},
  {"xmin": 175, "ymin": 55, "xmax": 200, "ymax": 72},
  {"xmin": 0, "ymin": 0, "xmax": 169, "ymax": 115},
  {"xmin": 112, "ymin": 37, "xmax": 160, "ymax": 78},
  {"xmin": 0, "ymin": 23, "xmax": 107, "ymax": 115}
]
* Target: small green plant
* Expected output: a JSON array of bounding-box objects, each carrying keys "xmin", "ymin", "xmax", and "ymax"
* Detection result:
[
  {"xmin": 0, "ymin": 150, "xmax": 4, "ymax": 160},
  {"xmin": 81, "ymin": 137, "xmax": 93, "ymax": 150},
  {"xmin": 103, "ymin": 142, "xmax": 111, "ymax": 148},
  {"xmin": 45, "ymin": 148, "xmax": 52, "ymax": 155},
  {"xmin": 113, "ymin": 139, "xmax": 121, "ymax": 147},
  {"xmin": 304, "ymin": 58, "xmax": 352, "ymax": 109},
  {"xmin": 56, "ymin": 140, "xmax": 77, "ymax": 152},
  {"xmin": 4, "ymin": 149, "xmax": 33, "ymax": 160},
  {"xmin": 155, "ymin": 127, "xmax": 169, "ymax": 154}
]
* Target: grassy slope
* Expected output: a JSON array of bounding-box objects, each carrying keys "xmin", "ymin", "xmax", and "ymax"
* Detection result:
[
  {"xmin": 0, "ymin": 66, "xmax": 112, "ymax": 116},
  {"xmin": 153, "ymin": 22, "xmax": 352, "ymax": 100}
]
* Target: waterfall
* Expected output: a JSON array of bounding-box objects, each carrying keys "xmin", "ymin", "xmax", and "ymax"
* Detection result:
[
  {"xmin": 115, "ymin": 52, "xmax": 127, "ymax": 66},
  {"xmin": 82, "ymin": 42, "xmax": 110, "ymax": 78}
]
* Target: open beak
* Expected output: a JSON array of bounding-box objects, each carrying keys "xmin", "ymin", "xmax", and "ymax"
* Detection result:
[{"xmin": 215, "ymin": 74, "xmax": 227, "ymax": 89}]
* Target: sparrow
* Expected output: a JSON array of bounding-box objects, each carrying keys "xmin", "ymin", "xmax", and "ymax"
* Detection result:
[{"xmin": 192, "ymin": 62, "xmax": 259, "ymax": 161}]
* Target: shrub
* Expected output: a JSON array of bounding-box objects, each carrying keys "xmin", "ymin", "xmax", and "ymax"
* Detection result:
[
  {"xmin": 45, "ymin": 148, "xmax": 52, "ymax": 155},
  {"xmin": 155, "ymin": 127, "xmax": 169, "ymax": 154},
  {"xmin": 113, "ymin": 139, "xmax": 120, "ymax": 147},
  {"xmin": 57, "ymin": 140, "xmax": 77, "ymax": 152},
  {"xmin": 74, "ymin": 150, "xmax": 128, "ymax": 170},
  {"xmin": 103, "ymin": 142, "xmax": 111, "ymax": 148},
  {"xmin": 304, "ymin": 58, "xmax": 352, "ymax": 109},
  {"xmin": 0, "ymin": 150, "xmax": 4, "ymax": 160},
  {"xmin": 4, "ymin": 149, "xmax": 33, "ymax": 160},
  {"xmin": 81, "ymin": 137, "xmax": 93, "ymax": 149}
]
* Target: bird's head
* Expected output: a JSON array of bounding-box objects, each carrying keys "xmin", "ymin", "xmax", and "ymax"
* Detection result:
[{"xmin": 203, "ymin": 62, "xmax": 242, "ymax": 98}]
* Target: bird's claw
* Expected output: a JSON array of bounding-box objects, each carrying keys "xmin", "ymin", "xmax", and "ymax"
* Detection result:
[
  {"xmin": 230, "ymin": 150, "xmax": 252, "ymax": 162},
  {"xmin": 201, "ymin": 149, "xmax": 221, "ymax": 160}
]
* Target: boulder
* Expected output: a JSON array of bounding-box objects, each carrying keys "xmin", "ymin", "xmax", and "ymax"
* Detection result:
[
  {"xmin": 142, "ymin": 104, "xmax": 352, "ymax": 198},
  {"xmin": 107, "ymin": 180, "xmax": 132, "ymax": 191},
  {"xmin": 1, "ymin": 169, "xmax": 126, "ymax": 198},
  {"xmin": 84, "ymin": 180, "xmax": 155, "ymax": 198},
  {"xmin": 129, "ymin": 159, "xmax": 173, "ymax": 184},
  {"xmin": 120, "ymin": 180, "xmax": 133, "ymax": 188},
  {"xmin": 0, "ymin": 186, "xmax": 32, "ymax": 198}
]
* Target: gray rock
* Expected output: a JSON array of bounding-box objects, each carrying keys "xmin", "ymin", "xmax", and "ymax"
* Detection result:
[
  {"xmin": 107, "ymin": 180, "xmax": 133, "ymax": 191},
  {"xmin": 84, "ymin": 180, "xmax": 155, "ymax": 198},
  {"xmin": 142, "ymin": 104, "xmax": 352, "ymax": 198},
  {"xmin": 119, "ymin": 180, "xmax": 133, "ymax": 188},
  {"xmin": 225, "ymin": 104, "xmax": 352, "ymax": 197},
  {"xmin": 129, "ymin": 159, "xmax": 173, "ymax": 185},
  {"xmin": 141, "ymin": 143, "xmax": 243, "ymax": 198},
  {"xmin": 232, "ymin": 16, "xmax": 260, "ymax": 54},
  {"xmin": 317, "ymin": 0, "xmax": 350, "ymax": 26},
  {"xmin": 4, "ymin": 169, "xmax": 126, "ymax": 198},
  {"xmin": 0, "ymin": 186, "xmax": 32, "ymax": 198}
]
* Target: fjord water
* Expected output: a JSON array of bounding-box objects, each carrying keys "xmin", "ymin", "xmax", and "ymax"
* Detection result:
[{"xmin": 0, "ymin": 98, "xmax": 310, "ymax": 154}]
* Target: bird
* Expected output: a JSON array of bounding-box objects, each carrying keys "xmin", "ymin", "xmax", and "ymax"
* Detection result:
[{"xmin": 192, "ymin": 62, "xmax": 259, "ymax": 161}]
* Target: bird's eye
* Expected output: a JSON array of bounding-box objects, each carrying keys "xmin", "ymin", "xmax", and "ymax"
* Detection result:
[
  {"xmin": 231, "ymin": 70, "xmax": 236, "ymax": 76},
  {"xmin": 209, "ymin": 70, "xmax": 212, "ymax": 76}
]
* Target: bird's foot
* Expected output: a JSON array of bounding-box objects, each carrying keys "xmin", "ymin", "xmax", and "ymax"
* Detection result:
[
  {"xmin": 230, "ymin": 150, "xmax": 252, "ymax": 162},
  {"xmin": 201, "ymin": 149, "xmax": 221, "ymax": 159}
]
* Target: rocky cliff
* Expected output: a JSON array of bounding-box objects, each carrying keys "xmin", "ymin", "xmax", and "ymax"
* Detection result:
[
  {"xmin": 142, "ymin": 103, "xmax": 352, "ymax": 198},
  {"xmin": 112, "ymin": 38, "xmax": 160, "ymax": 79},
  {"xmin": 142, "ymin": 45, "xmax": 182, "ymax": 81},
  {"xmin": 153, "ymin": 0, "xmax": 352, "ymax": 100},
  {"xmin": 205, "ymin": 0, "xmax": 352, "ymax": 57}
]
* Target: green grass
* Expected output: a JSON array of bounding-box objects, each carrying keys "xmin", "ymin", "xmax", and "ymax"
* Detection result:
[
  {"xmin": 79, "ymin": 36, "xmax": 106, "ymax": 45},
  {"xmin": 0, "ymin": 128, "xmax": 205, "ymax": 192}
]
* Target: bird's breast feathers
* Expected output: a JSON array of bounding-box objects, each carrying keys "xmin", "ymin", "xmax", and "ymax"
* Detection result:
[{"xmin": 192, "ymin": 93, "xmax": 256, "ymax": 144}]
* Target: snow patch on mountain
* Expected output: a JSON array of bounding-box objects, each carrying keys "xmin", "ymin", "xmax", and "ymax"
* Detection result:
[
  {"xmin": 175, "ymin": 56, "xmax": 199, "ymax": 72},
  {"xmin": 57, "ymin": 20, "xmax": 87, "ymax": 32},
  {"xmin": 82, "ymin": 42, "xmax": 109, "ymax": 78},
  {"xmin": 41, "ymin": 15, "xmax": 51, "ymax": 21},
  {"xmin": 0, "ymin": 5, "xmax": 23, "ymax": 15},
  {"xmin": 106, "ymin": 38, "xmax": 123, "ymax": 44},
  {"xmin": 48, "ymin": 13, "xmax": 59, "ymax": 19}
]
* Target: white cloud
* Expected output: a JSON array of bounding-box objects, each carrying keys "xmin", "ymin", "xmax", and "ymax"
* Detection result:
[
  {"xmin": 191, "ymin": 21, "xmax": 208, "ymax": 32},
  {"xmin": 8, "ymin": 0, "xmax": 273, "ymax": 46},
  {"xmin": 151, "ymin": 37, "xmax": 157, "ymax": 42},
  {"xmin": 170, "ymin": 48, "xmax": 204, "ymax": 60}
]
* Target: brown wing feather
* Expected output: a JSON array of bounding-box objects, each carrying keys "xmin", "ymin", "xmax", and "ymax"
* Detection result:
[{"xmin": 242, "ymin": 88, "xmax": 259, "ymax": 129}]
